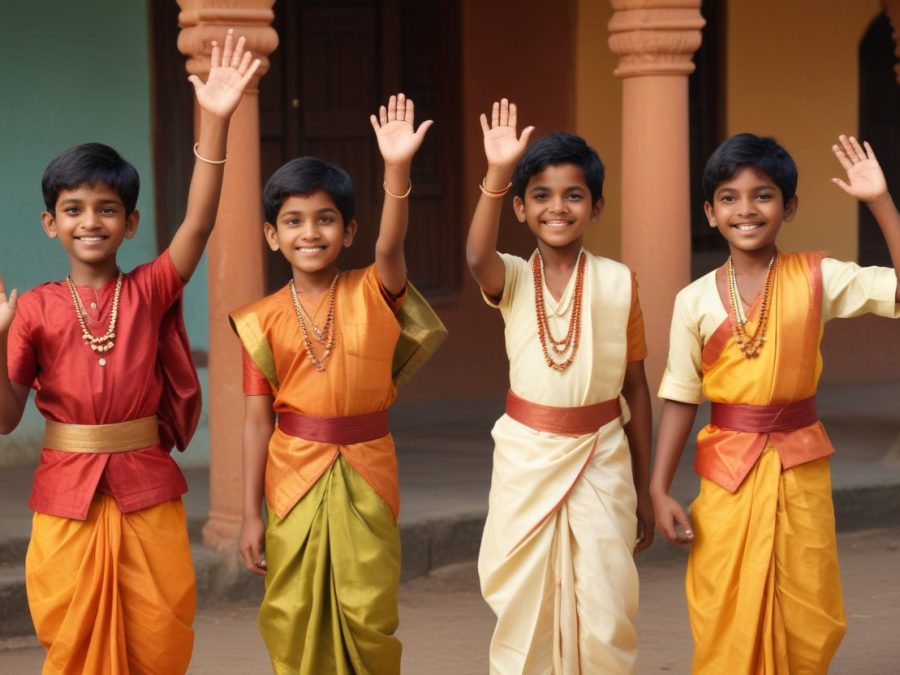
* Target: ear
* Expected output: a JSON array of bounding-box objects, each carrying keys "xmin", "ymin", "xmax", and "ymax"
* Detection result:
[
  {"xmin": 123, "ymin": 210, "xmax": 140, "ymax": 240},
  {"xmin": 41, "ymin": 211, "xmax": 58, "ymax": 239},
  {"xmin": 263, "ymin": 222, "xmax": 280, "ymax": 251},
  {"xmin": 513, "ymin": 196, "xmax": 527, "ymax": 223},
  {"xmin": 342, "ymin": 219, "xmax": 358, "ymax": 248},
  {"xmin": 591, "ymin": 197, "xmax": 605, "ymax": 222},
  {"xmin": 783, "ymin": 194, "xmax": 799, "ymax": 222},
  {"xmin": 703, "ymin": 201, "xmax": 717, "ymax": 228}
]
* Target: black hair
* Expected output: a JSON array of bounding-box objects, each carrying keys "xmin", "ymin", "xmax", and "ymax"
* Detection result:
[
  {"xmin": 512, "ymin": 132, "xmax": 604, "ymax": 204},
  {"xmin": 41, "ymin": 143, "xmax": 140, "ymax": 215},
  {"xmin": 263, "ymin": 157, "xmax": 355, "ymax": 224},
  {"xmin": 703, "ymin": 133, "xmax": 798, "ymax": 205}
]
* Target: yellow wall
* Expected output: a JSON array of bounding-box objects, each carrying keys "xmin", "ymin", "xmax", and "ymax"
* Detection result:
[
  {"xmin": 726, "ymin": 0, "xmax": 883, "ymax": 260},
  {"xmin": 575, "ymin": 0, "xmax": 623, "ymax": 258}
]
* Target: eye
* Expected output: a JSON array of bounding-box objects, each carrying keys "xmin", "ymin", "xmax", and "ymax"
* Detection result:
[
  {"xmin": 319, "ymin": 216, "xmax": 334, "ymax": 224},
  {"xmin": 284, "ymin": 218, "xmax": 300, "ymax": 227},
  {"xmin": 533, "ymin": 193, "xmax": 549, "ymax": 202},
  {"xmin": 64, "ymin": 207, "xmax": 80, "ymax": 215},
  {"xmin": 100, "ymin": 207, "xmax": 117, "ymax": 215},
  {"xmin": 566, "ymin": 193, "xmax": 583, "ymax": 201},
  {"xmin": 756, "ymin": 193, "xmax": 773, "ymax": 201},
  {"xmin": 720, "ymin": 195, "xmax": 735, "ymax": 203}
]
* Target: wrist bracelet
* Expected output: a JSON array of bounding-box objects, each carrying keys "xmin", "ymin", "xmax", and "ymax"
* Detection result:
[
  {"xmin": 479, "ymin": 178, "xmax": 512, "ymax": 198},
  {"xmin": 193, "ymin": 143, "xmax": 227, "ymax": 165},
  {"xmin": 383, "ymin": 180, "xmax": 412, "ymax": 199}
]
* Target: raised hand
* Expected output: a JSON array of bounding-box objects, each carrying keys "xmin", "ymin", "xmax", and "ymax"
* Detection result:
[
  {"xmin": 480, "ymin": 98, "xmax": 535, "ymax": 170},
  {"xmin": 831, "ymin": 135, "xmax": 889, "ymax": 204},
  {"xmin": 0, "ymin": 274, "xmax": 17, "ymax": 335},
  {"xmin": 370, "ymin": 93, "xmax": 433, "ymax": 166},
  {"xmin": 188, "ymin": 29, "xmax": 261, "ymax": 120}
]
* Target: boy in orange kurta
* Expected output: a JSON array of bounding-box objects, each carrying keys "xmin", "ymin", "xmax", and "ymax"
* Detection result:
[
  {"xmin": 651, "ymin": 133, "xmax": 900, "ymax": 673},
  {"xmin": 232, "ymin": 94, "xmax": 442, "ymax": 675}
]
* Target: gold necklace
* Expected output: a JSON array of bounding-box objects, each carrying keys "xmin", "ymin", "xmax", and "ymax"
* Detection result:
[
  {"xmin": 66, "ymin": 270, "xmax": 123, "ymax": 367},
  {"xmin": 533, "ymin": 251, "xmax": 586, "ymax": 372},
  {"xmin": 289, "ymin": 273, "xmax": 339, "ymax": 371},
  {"xmin": 727, "ymin": 252, "xmax": 777, "ymax": 359}
]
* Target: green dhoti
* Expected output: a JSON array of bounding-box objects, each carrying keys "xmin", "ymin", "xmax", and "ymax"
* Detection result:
[{"xmin": 260, "ymin": 457, "xmax": 402, "ymax": 675}]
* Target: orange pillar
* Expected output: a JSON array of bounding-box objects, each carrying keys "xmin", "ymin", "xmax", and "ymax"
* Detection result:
[
  {"xmin": 608, "ymin": 0, "xmax": 704, "ymax": 399},
  {"xmin": 885, "ymin": 0, "xmax": 900, "ymax": 83},
  {"xmin": 177, "ymin": 1, "xmax": 278, "ymax": 550}
]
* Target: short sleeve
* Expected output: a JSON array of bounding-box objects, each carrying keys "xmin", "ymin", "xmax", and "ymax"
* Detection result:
[
  {"xmin": 821, "ymin": 258, "xmax": 900, "ymax": 322},
  {"xmin": 482, "ymin": 253, "xmax": 528, "ymax": 310},
  {"xmin": 242, "ymin": 347, "xmax": 273, "ymax": 396},
  {"xmin": 6, "ymin": 298, "xmax": 37, "ymax": 387},
  {"xmin": 367, "ymin": 265, "xmax": 407, "ymax": 315},
  {"xmin": 626, "ymin": 273, "xmax": 647, "ymax": 362},
  {"xmin": 129, "ymin": 250, "xmax": 186, "ymax": 317},
  {"xmin": 657, "ymin": 290, "xmax": 704, "ymax": 404}
]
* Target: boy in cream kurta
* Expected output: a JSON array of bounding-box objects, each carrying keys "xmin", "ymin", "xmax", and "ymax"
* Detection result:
[{"xmin": 466, "ymin": 100, "xmax": 654, "ymax": 675}]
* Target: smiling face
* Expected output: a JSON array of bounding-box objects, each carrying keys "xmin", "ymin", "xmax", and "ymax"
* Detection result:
[
  {"xmin": 705, "ymin": 166, "xmax": 798, "ymax": 258},
  {"xmin": 41, "ymin": 182, "xmax": 138, "ymax": 275},
  {"xmin": 513, "ymin": 163, "xmax": 603, "ymax": 257},
  {"xmin": 264, "ymin": 190, "xmax": 357, "ymax": 285}
]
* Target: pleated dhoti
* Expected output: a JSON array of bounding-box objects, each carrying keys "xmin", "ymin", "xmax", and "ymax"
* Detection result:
[
  {"xmin": 260, "ymin": 456, "xmax": 402, "ymax": 675},
  {"xmin": 25, "ymin": 495, "xmax": 196, "ymax": 675},
  {"xmin": 687, "ymin": 448, "xmax": 847, "ymax": 674}
]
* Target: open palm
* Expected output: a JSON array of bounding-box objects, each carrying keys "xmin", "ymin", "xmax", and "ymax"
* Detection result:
[
  {"xmin": 370, "ymin": 94, "xmax": 432, "ymax": 165},
  {"xmin": 831, "ymin": 135, "xmax": 888, "ymax": 204},
  {"xmin": 481, "ymin": 99, "xmax": 534, "ymax": 169},
  {"xmin": 0, "ymin": 275, "xmax": 17, "ymax": 334},
  {"xmin": 189, "ymin": 30, "xmax": 261, "ymax": 120}
]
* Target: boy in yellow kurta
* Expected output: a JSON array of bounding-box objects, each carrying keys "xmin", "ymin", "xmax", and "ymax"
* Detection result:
[
  {"xmin": 652, "ymin": 133, "xmax": 900, "ymax": 673},
  {"xmin": 466, "ymin": 100, "xmax": 654, "ymax": 674},
  {"xmin": 231, "ymin": 94, "xmax": 443, "ymax": 675}
]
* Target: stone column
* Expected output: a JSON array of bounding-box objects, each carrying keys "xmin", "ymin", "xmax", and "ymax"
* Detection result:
[
  {"xmin": 885, "ymin": 0, "xmax": 900, "ymax": 83},
  {"xmin": 177, "ymin": 0, "xmax": 278, "ymax": 550},
  {"xmin": 608, "ymin": 0, "xmax": 704, "ymax": 397}
]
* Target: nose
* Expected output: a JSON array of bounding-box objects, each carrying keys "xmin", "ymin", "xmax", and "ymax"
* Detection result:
[
  {"xmin": 548, "ymin": 196, "xmax": 569, "ymax": 213},
  {"xmin": 82, "ymin": 209, "xmax": 100, "ymax": 228},
  {"xmin": 736, "ymin": 197, "xmax": 757, "ymax": 216},
  {"xmin": 299, "ymin": 221, "xmax": 318, "ymax": 239}
]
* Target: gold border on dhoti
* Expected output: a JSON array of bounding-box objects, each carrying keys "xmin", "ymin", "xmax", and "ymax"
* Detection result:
[{"xmin": 43, "ymin": 416, "xmax": 161, "ymax": 453}]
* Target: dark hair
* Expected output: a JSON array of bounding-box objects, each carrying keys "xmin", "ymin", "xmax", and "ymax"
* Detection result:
[
  {"xmin": 263, "ymin": 157, "xmax": 355, "ymax": 224},
  {"xmin": 512, "ymin": 132, "xmax": 604, "ymax": 204},
  {"xmin": 42, "ymin": 143, "xmax": 140, "ymax": 215},
  {"xmin": 703, "ymin": 133, "xmax": 798, "ymax": 205}
]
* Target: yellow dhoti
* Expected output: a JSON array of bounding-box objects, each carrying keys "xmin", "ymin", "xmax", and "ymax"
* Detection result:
[
  {"xmin": 26, "ymin": 495, "xmax": 196, "ymax": 675},
  {"xmin": 687, "ymin": 448, "xmax": 846, "ymax": 673},
  {"xmin": 260, "ymin": 457, "xmax": 401, "ymax": 675}
]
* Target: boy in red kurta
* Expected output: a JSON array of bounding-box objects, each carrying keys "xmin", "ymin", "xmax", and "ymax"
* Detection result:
[{"xmin": 0, "ymin": 32, "xmax": 259, "ymax": 675}]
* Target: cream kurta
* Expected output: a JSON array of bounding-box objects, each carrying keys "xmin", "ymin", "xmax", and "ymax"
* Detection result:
[{"xmin": 479, "ymin": 250, "xmax": 642, "ymax": 675}]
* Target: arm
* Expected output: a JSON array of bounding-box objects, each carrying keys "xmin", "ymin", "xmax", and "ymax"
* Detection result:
[
  {"xmin": 650, "ymin": 399, "xmax": 699, "ymax": 546},
  {"xmin": 238, "ymin": 393, "xmax": 274, "ymax": 576},
  {"xmin": 167, "ymin": 30, "xmax": 261, "ymax": 282},
  {"xmin": 466, "ymin": 99, "xmax": 535, "ymax": 299},
  {"xmin": 621, "ymin": 360, "xmax": 654, "ymax": 553},
  {"xmin": 831, "ymin": 135, "xmax": 900, "ymax": 301},
  {"xmin": 0, "ymin": 277, "xmax": 29, "ymax": 434},
  {"xmin": 370, "ymin": 93, "xmax": 433, "ymax": 295}
]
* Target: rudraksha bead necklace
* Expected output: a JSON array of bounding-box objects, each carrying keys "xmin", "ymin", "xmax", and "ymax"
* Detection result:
[
  {"xmin": 532, "ymin": 250, "xmax": 586, "ymax": 372},
  {"xmin": 727, "ymin": 252, "xmax": 777, "ymax": 359}
]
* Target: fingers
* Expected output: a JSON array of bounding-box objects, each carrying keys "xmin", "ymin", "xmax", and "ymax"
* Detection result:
[
  {"xmin": 387, "ymin": 94, "xmax": 397, "ymax": 123},
  {"xmin": 508, "ymin": 102, "xmax": 517, "ymax": 130},
  {"xmin": 240, "ymin": 58, "xmax": 262, "ymax": 88},
  {"xmin": 480, "ymin": 113, "xmax": 490, "ymax": 136},
  {"xmin": 519, "ymin": 125, "xmax": 536, "ymax": 146},
  {"xmin": 220, "ymin": 29, "xmax": 235, "ymax": 70},
  {"xmin": 8, "ymin": 288, "xmax": 16, "ymax": 311},
  {"xmin": 414, "ymin": 119, "xmax": 434, "ymax": 140},
  {"xmin": 848, "ymin": 135, "xmax": 866, "ymax": 162},
  {"xmin": 231, "ymin": 35, "xmax": 246, "ymax": 69},
  {"xmin": 830, "ymin": 177, "xmax": 851, "ymax": 194},
  {"xmin": 499, "ymin": 98, "xmax": 509, "ymax": 127},
  {"xmin": 673, "ymin": 507, "xmax": 694, "ymax": 543},
  {"xmin": 491, "ymin": 101, "xmax": 499, "ymax": 128},
  {"xmin": 210, "ymin": 40, "xmax": 221, "ymax": 70},
  {"xmin": 240, "ymin": 540, "xmax": 267, "ymax": 577},
  {"xmin": 831, "ymin": 143, "xmax": 854, "ymax": 174},
  {"xmin": 0, "ymin": 273, "xmax": 5, "ymax": 296},
  {"xmin": 405, "ymin": 96, "xmax": 413, "ymax": 126},
  {"xmin": 187, "ymin": 75, "xmax": 203, "ymax": 94},
  {"xmin": 863, "ymin": 140, "xmax": 877, "ymax": 162}
]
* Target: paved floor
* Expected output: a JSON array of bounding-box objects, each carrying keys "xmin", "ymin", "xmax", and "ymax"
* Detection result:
[{"xmin": 1, "ymin": 528, "xmax": 897, "ymax": 673}]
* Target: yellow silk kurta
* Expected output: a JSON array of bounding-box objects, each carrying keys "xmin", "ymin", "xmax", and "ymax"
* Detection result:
[
  {"xmin": 479, "ymin": 250, "xmax": 643, "ymax": 675},
  {"xmin": 230, "ymin": 266, "xmax": 406, "ymax": 675},
  {"xmin": 659, "ymin": 252, "xmax": 900, "ymax": 674}
]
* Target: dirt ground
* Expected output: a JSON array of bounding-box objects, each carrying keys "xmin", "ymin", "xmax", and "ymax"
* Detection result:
[{"xmin": 1, "ymin": 528, "xmax": 897, "ymax": 673}]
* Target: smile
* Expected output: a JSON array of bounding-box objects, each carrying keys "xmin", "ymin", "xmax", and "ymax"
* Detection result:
[
  {"xmin": 76, "ymin": 236, "xmax": 106, "ymax": 242},
  {"xmin": 732, "ymin": 223, "xmax": 764, "ymax": 231},
  {"xmin": 542, "ymin": 220, "xmax": 573, "ymax": 228},
  {"xmin": 296, "ymin": 246, "xmax": 326, "ymax": 253}
]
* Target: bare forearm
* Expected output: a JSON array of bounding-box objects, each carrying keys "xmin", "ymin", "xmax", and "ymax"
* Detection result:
[
  {"xmin": 375, "ymin": 162, "xmax": 412, "ymax": 295},
  {"xmin": 242, "ymin": 421, "xmax": 271, "ymax": 519},
  {"xmin": 466, "ymin": 166, "xmax": 512, "ymax": 296},
  {"xmin": 650, "ymin": 400, "xmax": 698, "ymax": 495},
  {"xmin": 622, "ymin": 364, "xmax": 652, "ymax": 493},
  {"xmin": 868, "ymin": 193, "xmax": 900, "ymax": 300}
]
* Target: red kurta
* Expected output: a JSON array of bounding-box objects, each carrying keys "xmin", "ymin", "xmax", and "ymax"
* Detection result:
[{"xmin": 6, "ymin": 251, "xmax": 198, "ymax": 519}]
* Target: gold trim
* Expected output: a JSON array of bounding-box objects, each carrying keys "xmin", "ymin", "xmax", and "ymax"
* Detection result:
[
  {"xmin": 44, "ymin": 416, "xmax": 160, "ymax": 454},
  {"xmin": 230, "ymin": 310, "xmax": 280, "ymax": 390},
  {"xmin": 392, "ymin": 283, "xmax": 448, "ymax": 391}
]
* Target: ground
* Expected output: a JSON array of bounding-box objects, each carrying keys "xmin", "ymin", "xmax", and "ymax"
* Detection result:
[{"xmin": 1, "ymin": 528, "xmax": 897, "ymax": 673}]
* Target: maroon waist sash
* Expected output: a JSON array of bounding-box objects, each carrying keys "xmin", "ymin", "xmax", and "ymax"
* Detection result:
[
  {"xmin": 277, "ymin": 410, "xmax": 389, "ymax": 445},
  {"xmin": 505, "ymin": 390, "xmax": 621, "ymax": 436},
  {"xmin": 710, "ymin": 396, "xmax": 818, "ymax": 433}
]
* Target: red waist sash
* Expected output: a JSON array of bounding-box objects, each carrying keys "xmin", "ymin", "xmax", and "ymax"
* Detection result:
[
  {"xmin": 277, "ymin": 410, "xmax": 389, "ymax": 445},
  {"xmin": 710, "ymin": 396, "xmax": 818, "ymax": 432},
  {"xmin": 506, "ymin": 390, "xmax": 621, "ymax": 436}
]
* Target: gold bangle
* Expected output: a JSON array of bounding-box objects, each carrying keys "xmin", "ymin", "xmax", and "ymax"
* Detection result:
[
  {"xmin": 479, "ymin": 178, "xmax": 512, "ymax": 198},
  {"xmin": 383, "ymin": 180, "xmax": 412, "ymax": 199},
  {"xmin": 193, "ymin": 142, "xmax": 227, "ymax": 165}
]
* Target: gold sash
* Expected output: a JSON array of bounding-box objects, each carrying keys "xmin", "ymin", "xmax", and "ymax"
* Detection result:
[{"xmin": 43, "ymin": 416, "xmax": 161, "ymax": 453}]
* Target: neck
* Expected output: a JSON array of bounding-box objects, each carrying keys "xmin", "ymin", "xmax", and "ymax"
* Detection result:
[
  {"xmin": 728, "ymin": 245, "xmax": 776, "ymax": 275},
  {"xmin": 536, "ymin": 240, "xmax": 583, "ymax": 272},
  {"xmin": 292, "ymin": 265, "xmax": 339, "ymax": 296},
  {"xmin": 68, "ymin": 258, "xmax": 119, "ymax": 288}
]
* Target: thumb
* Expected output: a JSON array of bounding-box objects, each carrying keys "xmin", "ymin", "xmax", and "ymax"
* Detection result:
[
  {"xmin": 674, "ymin": 506, "xmax": 693, "ymax": 537},
  {"xmin": 8, "ymin": 288, "xmax": 17, "ymax": 310},
  {"xmin": 519, "ymin": 125, "xmax": 536, "ymax": 146},
  {"xmin": 415, "ymin": 119, "xmax": 434, "ymax": 139},
  {"xmin": 831, "ymin": 177, "xmax": 850, "ymax": 193},
  {"xmin": 187, "ymin": 75, "xmax": 203, "ymax": 94}
]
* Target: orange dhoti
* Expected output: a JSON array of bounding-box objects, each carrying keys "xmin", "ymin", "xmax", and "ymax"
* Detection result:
[{"xmin": 26, "ymin": 495, "xmax": 196, "ymax": 675}]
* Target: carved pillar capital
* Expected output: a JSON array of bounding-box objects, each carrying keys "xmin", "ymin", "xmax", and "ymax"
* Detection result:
[
  {"xmin": 607, "ymin": 0, "xmax": 705, "ymax": 78},
  {"xmin": 884, "ymin": 0, "xmax": 900, "ymax": 83},
  {"xmin": 176, "ymin": 0, "xmax": 279, "ymax": 87}
]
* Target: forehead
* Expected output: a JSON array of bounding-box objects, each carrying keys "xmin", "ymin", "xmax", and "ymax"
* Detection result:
[
  {"xmin": 278, "ymin": 191, "xmax": 342, "ymax": 217},
  {"xmin": 56, "ymin": 182, "xmax": 124, "ymax": 204},
  {"xmin": 526, "ymin": 163, "xmax": 588, "ymax": 190},
  {"xmin": 715, "ymin": 166, "xmax": 780, "ymax": 193}
]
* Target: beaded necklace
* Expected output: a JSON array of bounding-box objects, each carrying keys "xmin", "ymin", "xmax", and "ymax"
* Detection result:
[
  {"xmin": 66, "ymin": 270, "xmax": 123, "ymax": 367},
  {"xmin": 289, "ymin": 272, "xmax": 339, "ymax": 371},
  {"xmin": 532, "ymin": 250, "xmax": 586, "ymax": 372},
  {"xmin": 726, "ymin": 252, "xmax": 777, "ymax": 359}
]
